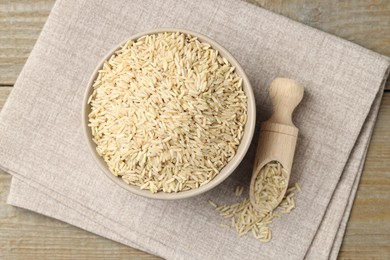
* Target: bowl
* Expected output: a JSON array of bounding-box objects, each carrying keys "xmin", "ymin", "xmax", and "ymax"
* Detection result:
[{"xmin": 82, "ymin": 28, "xmax": 256, "ymax": 200}]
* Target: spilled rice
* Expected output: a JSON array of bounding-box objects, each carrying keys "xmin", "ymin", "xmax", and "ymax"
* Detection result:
[
  {"xmin": 235, "ymin": 185, "xmax": 244, "ymax": 196},
  {"xmin": 88, "ymin": 32, "xmax": 247, "ymax": 193},
  {"xmin": 209, "ymin": 162, "xmax": 299, "ymax": 242},
  {"xmin": 253, "ymin": 161, "xmax": 289, "ymax": 216}
]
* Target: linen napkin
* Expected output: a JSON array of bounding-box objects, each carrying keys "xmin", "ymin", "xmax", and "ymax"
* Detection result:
[{"xmin": 1, "ymin": 0, "xmax": 389, "ymax": 259}]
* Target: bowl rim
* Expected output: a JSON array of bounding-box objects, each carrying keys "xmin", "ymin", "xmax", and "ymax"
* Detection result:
[{"xmin": 82, "ymin": 28, "xmax": 256, "ymax": 200}]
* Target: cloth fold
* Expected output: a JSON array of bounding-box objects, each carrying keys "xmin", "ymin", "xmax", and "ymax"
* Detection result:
[{"xmin": 1, "ymin": 0, "xmax": 389, "ymax": 259}]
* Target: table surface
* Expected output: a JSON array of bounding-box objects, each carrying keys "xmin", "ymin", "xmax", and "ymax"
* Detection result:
[{"xmin": 0, "ymin": 0, "xmax": 389, "ymax": 259}]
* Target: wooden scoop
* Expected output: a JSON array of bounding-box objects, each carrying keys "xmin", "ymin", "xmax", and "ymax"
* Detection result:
[{"xmin": 249, "ymin": 78, "xmax": 304, "ymax": 212}]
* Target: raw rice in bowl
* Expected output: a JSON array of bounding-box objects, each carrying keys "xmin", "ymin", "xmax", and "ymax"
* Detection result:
[{"xmin": 83, "ymin": 29, "xmax": 256, "ymax": 199}]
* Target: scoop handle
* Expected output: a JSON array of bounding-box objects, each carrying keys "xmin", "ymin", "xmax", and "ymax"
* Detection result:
[
  {"xmin": 250, "ymin": 78, "xmax": 303, "ymax": 210},
  {"xmin": 253, "ymin": 78, "xmax": 304, "ymax": 173},
  {"xmin": 268, "ymin": 77, "xmax": 304, "ymax": 127}
]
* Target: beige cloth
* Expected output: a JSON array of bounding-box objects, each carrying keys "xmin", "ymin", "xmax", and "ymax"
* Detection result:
[{"xmin": 1, "ymin": 0, "xmax": 389, "ymax": 259}]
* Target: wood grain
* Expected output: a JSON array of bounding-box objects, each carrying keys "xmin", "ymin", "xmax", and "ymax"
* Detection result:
[
  {"xmin": 1, "ymin": 90, "xmax": 389, "ymax": 259},
  {"xmin": 0, "ymin": 0, "xmax": 389, "ymax": 259},
  {"xmin": 0, "ymin": 86, "xmax": 12, "ymax": 109},
  {"xmin": 0, "ymin": 0, "xmax": 389, "ymax": 88},
  {"xmin": 0, "ymin": 0, "xmax": 55, "ymax": 85},
  {"xmin": 338, "ymin": 94, "xmax": 390, "ymax": 259},
  {"xmin": 249, "ymin": 0, "xmax": 390, "ymax": 56},
  {"xmin": 0, "ymin": 171, "xmax": 153, "ymax": 259},
  {"xmin": 247, "ymin": 0, "xmax": 390, "ymax": 90}
]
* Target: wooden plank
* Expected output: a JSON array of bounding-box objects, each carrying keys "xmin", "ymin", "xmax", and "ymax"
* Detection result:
[
  {"xmin": 248, "ymin": 0, "xmax": 390, "ymax": 90},
  {"xmin": 338, "ymin": 93, "xmax": 390, "ymax": 259},
  {"xmin": 0, "ymin": 0, "xmax": 389, "ymax": 88},
  {"xmin": 0, "ymin": 173, "xmax": 159, "ymax": 259},
  {"xmin": 1, "ymin": 0, "xmax": 390, "ymax": 258},
  {"xmin": 0, "ymin": 87, "xmax": 389, "ymax": 258},
  {"xmin": 249, "ymin": 0, "xmax": 390, "ymax": 57},
  {"xmin": 0, "ymin": 0, "xmax": 55, "ymax": 85},
  {"xmin": 0, "ymin": 86, "xmax": 12, "ymax": 110},
  {"xmin": 0, "ymin": 87, "xmax": 159, "ymax": 258}
]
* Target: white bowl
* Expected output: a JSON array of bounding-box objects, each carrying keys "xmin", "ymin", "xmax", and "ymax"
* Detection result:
[{"xmin": 82, "ymin": 28, "xmax": 256, "ymax": 200}]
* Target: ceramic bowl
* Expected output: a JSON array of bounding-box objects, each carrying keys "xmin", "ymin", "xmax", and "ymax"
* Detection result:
[{"xmin": 82, "ymin": 28, "xmax": 256, "ymax": 200}]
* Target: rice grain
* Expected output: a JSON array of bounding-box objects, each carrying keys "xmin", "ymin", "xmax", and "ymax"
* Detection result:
[
  {"xmin": 212, "ymin": 162, "xmax": 300, "ymax": 243},
  {"xmin": 88, "ymin": 32, "xmax": 247, "ymax": 193}
]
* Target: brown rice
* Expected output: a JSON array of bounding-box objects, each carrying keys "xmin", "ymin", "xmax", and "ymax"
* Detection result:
[
  {"xmin": 88, "ymin": 32, "xmax": 247, "ymax": 193},
  {"xmin": 211, "ymin": 161, "xmax": 299, "ymax": 243}
]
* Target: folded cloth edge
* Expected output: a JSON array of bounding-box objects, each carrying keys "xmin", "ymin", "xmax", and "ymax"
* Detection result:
[
  {"xmin": 305, "ymin": 82, "xmax": 386, "ymax": 259},
  {"xmin": 5, "ymin": 82, "xmax": 387, "ymax": 260},
  {"xmin": 1, "ymin": 0, "xmax": 389, "ymax": 259}
]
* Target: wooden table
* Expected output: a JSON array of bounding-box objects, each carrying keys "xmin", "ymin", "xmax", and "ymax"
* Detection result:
[{"xmin": 0, "ymin": 1, "xmax": 389, "ymax": 259}]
